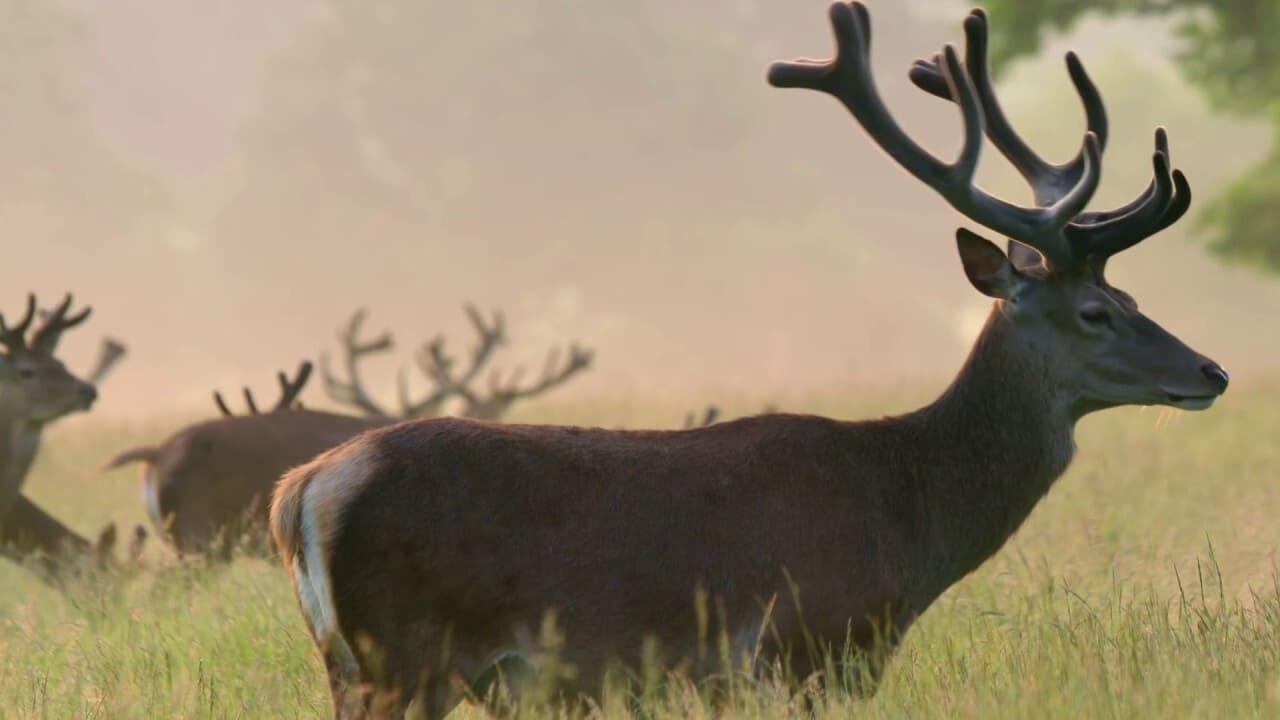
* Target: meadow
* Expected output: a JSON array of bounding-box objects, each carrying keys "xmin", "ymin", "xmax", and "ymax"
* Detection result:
[{"xmin": 1, "ymin": 379, "xmax": 1277, "ymax": 719}]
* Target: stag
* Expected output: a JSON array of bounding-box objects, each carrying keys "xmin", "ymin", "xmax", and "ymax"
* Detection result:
[
  {"xmin": 0, "ymin": 294, "xmax": 119, "ymax": 582},
  {"xmin": 104, "ymin": 362, "xmax": 382, "ymax": 557},
  {"xmin": 321, "ymin": 306, "xmax": 593, "ymax": 422},
  {"xmin": 270, "ymin": 6, "xmax": 1227, "ymax": 717}
]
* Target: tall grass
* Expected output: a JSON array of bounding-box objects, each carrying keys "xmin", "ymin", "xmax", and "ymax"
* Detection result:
[{"xmin": 1, "ymin": 379, "xmax": 1277, "ymax": 718}]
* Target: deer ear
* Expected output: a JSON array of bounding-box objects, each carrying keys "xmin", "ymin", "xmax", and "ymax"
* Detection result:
[
  {"xmin": 956, "ymin": 228, "xmax": 1016, "ymax": 299},
  {"xmin": 1006, "ymin": 239, "xmax": 1045, "ymax": 273}
]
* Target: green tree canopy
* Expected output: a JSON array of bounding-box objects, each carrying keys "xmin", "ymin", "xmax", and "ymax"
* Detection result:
[{"xmin": 981, "ymin": 0, "xmax": 1280, "ymax": 271}]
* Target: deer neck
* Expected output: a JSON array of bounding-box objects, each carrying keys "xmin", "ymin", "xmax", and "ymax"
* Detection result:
[
  {"xmin": 0, "ymin": 396, "xmax": 44, "ymax": 509},
  {"xmin": 902, "ymin": 305, "xmax": 1077, "ymax": 602}
]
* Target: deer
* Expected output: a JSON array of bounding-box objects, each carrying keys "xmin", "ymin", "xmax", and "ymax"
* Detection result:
[
  {"xmin": 268, "ymin": 5, "xmax": 1230, "ymax": 717},
  {"xmin": 322, "ymin": 306, "xmax": 593, "ymax": 422},
  {"xmin": 105, "ymin": 307, "xmax": 590, "ymax": 559},
  {"xmin": 0, "ymin": 294, "xmax": 122, "ymax": 584},
  {"xmin": 103, "ymin": 362, "xmax": 382, "ymax": 558}
]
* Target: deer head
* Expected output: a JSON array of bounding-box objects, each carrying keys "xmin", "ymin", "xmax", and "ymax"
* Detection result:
[
  {"xmin": 0, "ymin": 294, "xmax": 97, "ymax": 424},
  {"xmin": 769, "ymin": 4, "xmax": 1227, "ymax": 417}
]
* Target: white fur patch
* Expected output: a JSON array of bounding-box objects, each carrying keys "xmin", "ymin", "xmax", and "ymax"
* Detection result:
[
  {"xmin": 291, "ymin": 442, "xmax": 375, "ymax": 684},
  {"xmin": 143, "ymin": 470, "xmax": 163, "ymax": 531}
]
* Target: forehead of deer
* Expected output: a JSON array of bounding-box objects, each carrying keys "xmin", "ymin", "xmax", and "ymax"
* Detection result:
[
  {"xmin": 3, "ymin": 346, "xmax": 51, "ymax": 362},
  {"xmin": 1042, "ymin": 271, "xmax": 1138, "ymax": 309}
]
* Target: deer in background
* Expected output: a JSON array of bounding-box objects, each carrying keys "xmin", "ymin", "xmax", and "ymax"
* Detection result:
[
  {"xmin": 322, "ymin": 305, "xmax": 593, "ymax": 422},
  {"xmin": 104, "ymin": 362, "xmax": 381, "ymax": 557},
  {"xmin": 0, "ymin": 294, "xmax": 121, "ymax": 583},
  {"xmin": 270, "ymin": 5, "xmax": 1229, "ymax": 717},
  {"xmin": 105, "ymin": 306, "xmax": 592, "ymax": 558}
]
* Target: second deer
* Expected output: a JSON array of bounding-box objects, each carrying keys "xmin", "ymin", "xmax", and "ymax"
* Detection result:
[{"xmin": 106, "ymin": 306, "xmax": 592, "ymax": 557}]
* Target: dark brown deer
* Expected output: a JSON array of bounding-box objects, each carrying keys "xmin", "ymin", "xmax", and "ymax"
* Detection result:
[
  {"xmin": 104, "ymin": 362, "xmax": 382, "ymax": 557},
  {"xmin": 322, "ymin": 306, "xmax": 593, "ymax": 422},
  {"xmin": 0, "ymin": 294, "xmax": 120, "ymax": 583},
  {"xmin": 270, "ymin": 5, "xmax": 1228, "ymax": 717}
]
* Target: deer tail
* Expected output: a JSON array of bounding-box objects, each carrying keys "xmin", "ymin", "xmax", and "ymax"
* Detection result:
[{"xmin": 101, "ymin": 446, "xmax": 159, "ymax": 471}]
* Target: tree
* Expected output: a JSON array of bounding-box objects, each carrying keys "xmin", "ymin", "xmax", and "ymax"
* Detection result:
[{"xmin": 980, "ymin": 0, "xmax": 1280, "ymax": 272}]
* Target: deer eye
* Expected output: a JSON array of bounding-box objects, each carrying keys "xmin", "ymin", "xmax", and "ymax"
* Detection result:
[
  {"xmin": 1079, "ymin": 307, "xmax": 1113, "ymax": 328},
  {"xmin": 16, "ymin": 367, "xmax": 36, "ymax": 379}
]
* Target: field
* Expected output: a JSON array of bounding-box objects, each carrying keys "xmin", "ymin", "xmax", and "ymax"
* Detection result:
[{"xmin": 1, "ymin": 380, "xmax": 1278, "ymax": 719}]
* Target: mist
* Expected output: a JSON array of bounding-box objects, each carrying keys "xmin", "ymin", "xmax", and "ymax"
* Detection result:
[{"xmin": 6, "ymin": 0, "xmax": 1276, "ymax": 418}]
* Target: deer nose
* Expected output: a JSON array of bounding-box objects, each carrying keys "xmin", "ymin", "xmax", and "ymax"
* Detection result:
[
  {"xmin": 79, "ymin": 383, "xmax": 98, "ymax": 404},
  {"xmin": 1201, "ymin": 363, "xmax": 1229, "ymax": 394}
]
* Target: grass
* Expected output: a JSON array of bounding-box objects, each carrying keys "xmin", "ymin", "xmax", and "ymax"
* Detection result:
[{"xmin": 1, "ymin": 379, "xmax": 1278, "ymax": 718}]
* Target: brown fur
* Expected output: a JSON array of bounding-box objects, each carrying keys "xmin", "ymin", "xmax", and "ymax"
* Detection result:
[
  {"xmin": 271, "ymin": 437, "xmax": 377, "ymax": 562},
  {"xmin": 273, "ymin": 5, "xmax": 1231, "ymax": 713},
  {"xmin": 272, "ymin": 313, "xmax": 1094, "ymax": 717},
  {"xmin": 270, "ymin": 462, "xmax": 310, "ymax": 563},
  {"xmin": 108, "ymin": 409, "xmax": 383, "ymax": 556},
  {"xmin": 0, "ymin": 293, "xmax": 102, "ymax": 584}
]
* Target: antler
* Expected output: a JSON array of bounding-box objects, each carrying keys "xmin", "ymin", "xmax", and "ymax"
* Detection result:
[
  {"xmin": 0, "ymin": 295, "xmax": 36, "ymax": 355},
  {"xmin": 684, "ymin": 405, "xmax": 721, "ymax": 429},
  {"xmin": 404, "ymin": 305, "xmax": 506, "ymax": 417},
  {"xmin": 87, "ymin": 338, "xmax": 127, "ymax": 385},
  {"xmin": 274, "ymin": 361, "xmax": 313, "ymax": 411},
  {"xmin": 768, "ymin": 2, "xmax": 1101, "ymax": 271},
  {"xmin": 213, "ymin": 361, "xmax": 314, "ymax": 417},
  {"xmin": 479, "ymin": 343, "xmax": 594, "ymax": 408},
  {"xmin": 908, "ymin": 9, "xmax": 1107, "ymax": 206},
  {"xmin": 320, "ymin": 309, "xmax": 395, "ymax": 418},
  {"xmin": 908, "ymin": 9, "xmax": 1191, "ymax": 273},
  {"xmin": 31, "ymin": 295, "xmax": 91, "ymax": 355}
]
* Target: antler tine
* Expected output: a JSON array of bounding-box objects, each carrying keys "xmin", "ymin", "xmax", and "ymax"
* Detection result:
[
  {"xmin": 273, "ymin": 361, "xmax": 314, "ymax": 412},
  {"xmin": 460, "ymin": 305, "xmax": 505, "ymax": 385},
  {"xmin": 769, "ymin": 2, "xmax": 1100, "ymax": 268},
  {"xmin": 496, "ymin": 343, "xmax": 593, "ymax": 401},
  {"xmin": 396, "ymin": 368, "xmax": 413, "ymax": 415},
  {"xmin": 1074, "ymin": 128, "xmax": 1171, "ymax": 227},
  {"xmin": 414, "ymin": 337, "xmax": 452, "ymax": 383},
  {"xmin": 0, "ymin": 294, "xmax": 37, "ymax": 353},
  {"xmin": 396, "ymin": 338, "xmax": 460, "ymax": 418},
  {"xmin": 490, "ymin": 365, "xmax": 528, "ymax": 398},
  {"xmin": 31, "ymin": 294, "xmax": 91, "ymax": 355},
  {"xmin": 910, "ymin": 9, "xmax": 1108, "ymax": 206},
  {"xmin": 242, "ymin": 387, "xmax": 260, "ymax": 415},
  {"xmin": 212, "ymin": 391, "xmax": 234, "ymax": 418},
  {"xmin": 1070, "ymin": 128, "xmax": 1191, "ymax": 249},
  {"xmin": 684, "ymin": 405, "xmax": 722, "ymax": 429},
  {"xmin": 1067, "ymin": 139, "xmax": 1176, "ymax": 262},
  {"xmin": 320, "ymin": 309, "xmax": 394, "ymax": 418}
]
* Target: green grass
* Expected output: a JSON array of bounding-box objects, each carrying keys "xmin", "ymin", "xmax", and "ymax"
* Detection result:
[{"xmin": 2, "ymin": 380, "xmax": 1278, "ymax": 719}]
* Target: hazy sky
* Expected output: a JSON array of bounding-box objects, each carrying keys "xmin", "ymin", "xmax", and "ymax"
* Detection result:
[{"xmin": 9, "ymin": 1, "xmax": 1278, "ymax": 418}]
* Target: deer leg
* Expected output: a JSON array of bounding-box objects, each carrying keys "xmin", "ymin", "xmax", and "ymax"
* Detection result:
[
  {"xmin": 0, "ymin": 494, "xmax": 94, "ymax": 582},
  {"xmin": 322, "ymin": 643, "xmax": 369, "ymax": 720},
  {"xmin": 352, "ymin": 627, "xmax": 470, "ymax": 720}
]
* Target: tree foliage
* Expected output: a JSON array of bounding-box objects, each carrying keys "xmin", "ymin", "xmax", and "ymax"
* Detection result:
[{"xmin": 980, "ymin": 0, "xmax": 1280, "ymax": 272}]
